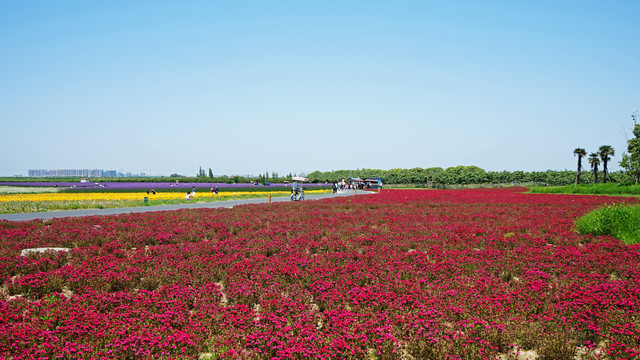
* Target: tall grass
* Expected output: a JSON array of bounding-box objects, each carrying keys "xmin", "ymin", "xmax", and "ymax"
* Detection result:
[
  {"xmin": 530, "ymin": 183, "xmax": 640, "ymax": 195},
  {"xmin": 575, "ymin": 203, "xmax": 640, "ymax": 245}
]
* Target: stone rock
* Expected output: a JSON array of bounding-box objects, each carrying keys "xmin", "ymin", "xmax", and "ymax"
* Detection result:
[{"xmin": 20, "ymin": 247, "xmax": 70, "ymax": 257}]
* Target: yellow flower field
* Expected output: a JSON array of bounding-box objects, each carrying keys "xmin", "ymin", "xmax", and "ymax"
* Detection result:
[{"xmin": 0, "ymin": 190, "xmax": 329, "ymax": 202}]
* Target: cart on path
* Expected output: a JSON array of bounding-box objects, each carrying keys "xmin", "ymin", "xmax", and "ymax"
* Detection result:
[{"xmin": 290, "ymin": 176, "xmax": 308, "ymax": 201}]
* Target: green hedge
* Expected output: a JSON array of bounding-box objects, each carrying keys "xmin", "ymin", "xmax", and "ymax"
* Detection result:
[{"xmin": 575, "ymin": 203, "xmax": 640, "ymax": 245}]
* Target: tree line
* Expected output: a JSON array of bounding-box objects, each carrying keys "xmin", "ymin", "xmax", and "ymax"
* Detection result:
[
  {"xmin": 306, "ymin": 167, "xmax": 633, "ymax": 186},
  {"xmin": 4, "ymin": 166, "xmax": 632, "ymax": 187}
]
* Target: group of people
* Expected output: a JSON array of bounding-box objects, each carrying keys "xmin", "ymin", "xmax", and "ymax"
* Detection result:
[
  {"xmin": 329, "ymin": 181, "xmax": 380, "ymax": 193},
  {"xmin": 185, "ymin": 187, "xmax": 195, "ymax": 200},
  {"xmin": 145, "ymin": 189, "xmax": 156, "ymax": 195},
  {"xmin": 184, "ymin": 186, "xmax": 219, "ymax": 200},
  {"xmin": 331, "ymin": 182, "xmax": 350, "ymax": 193}
]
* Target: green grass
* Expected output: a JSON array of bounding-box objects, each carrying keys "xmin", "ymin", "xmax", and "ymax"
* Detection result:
[
  {"xmin": 0, "ymin": 186, "xmax": 60, "ymax": 194},
  {"xmin": 530, "ymin": 183, "xmax": 640, "ymax": 196},
  {"xmin": 575, "ymin": 203, "xmax": 640, "ymax": 245}
]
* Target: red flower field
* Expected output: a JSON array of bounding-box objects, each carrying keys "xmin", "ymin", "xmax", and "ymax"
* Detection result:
[{"xmin": 1, "ymin": 188, "xmax": 639, "ymax": 359}]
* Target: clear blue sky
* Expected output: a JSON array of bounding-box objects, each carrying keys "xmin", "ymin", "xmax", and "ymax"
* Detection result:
[{"xmin": 1, "ymin": 1, "xmax": 638, "ymax": 177}]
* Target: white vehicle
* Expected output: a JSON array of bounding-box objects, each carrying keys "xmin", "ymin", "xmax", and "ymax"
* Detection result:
[{"xmin": 290, "ymin": 177, "xmax": 308, "ymax": 201}]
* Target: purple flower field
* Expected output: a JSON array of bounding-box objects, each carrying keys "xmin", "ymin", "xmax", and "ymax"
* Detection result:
[{"xmin": 0, "ymin": 182, "xmax": 326, "ymax": 189}]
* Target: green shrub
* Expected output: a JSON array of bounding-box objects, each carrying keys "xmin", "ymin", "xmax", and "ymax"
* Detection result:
[{"xmin": 575, "ymin": 203, "xmax": 640, "ymax": 245}]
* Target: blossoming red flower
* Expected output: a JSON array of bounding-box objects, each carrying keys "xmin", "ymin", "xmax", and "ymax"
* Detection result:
[{"xmin": 1, "ymin": 188, "xmax": 639, "ymax": 358}]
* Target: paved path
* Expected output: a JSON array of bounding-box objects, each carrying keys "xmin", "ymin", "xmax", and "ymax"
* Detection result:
[{"xmin": 0, "ymin": 190, "xmax": 374, "ymax": 222}]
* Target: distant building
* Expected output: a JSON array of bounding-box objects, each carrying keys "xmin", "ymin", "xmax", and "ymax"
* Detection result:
[
  {"xmin": 29, "ymin": 169, "xmax": 131, "ymax": 177},
  {"xmin": 89, "ymin": 169, "xmax": 103, "ymax": 177}
]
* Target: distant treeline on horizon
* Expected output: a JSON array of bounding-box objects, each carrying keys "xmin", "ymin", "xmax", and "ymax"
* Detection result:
[
  {"xmin": 306, "ymin": 166, "xmax": 632, "ymax": 186},
  {"xmin": 2, "ymin": 166, "xmax": 635, "ymax": 186}
]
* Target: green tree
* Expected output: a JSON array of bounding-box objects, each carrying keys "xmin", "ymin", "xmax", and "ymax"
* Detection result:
[
  {"xmin": 511, "ymin": 170, "xmax": 525, "ymax": 183},
  {"xmin": 573, "ymin": 148, "xmax": 587, "ymax": 185},
  {"xmin": 589, "ymin": 153, "xmax": 601, "ymax": 183},
  {"xmin": 598, "ymin": 145, "xmax": 615, "ymax": 183},
  {"xmin": 208, "ymin": 168, "xmax": 214, "ymax": 179},
  {"xmin": 620, "ymin": 113, "xmax": 640, "ymax": 184},
  {"xmin": 426, "ymin": 167, "xmax": 444, "ymax": 186},
  {"xmin": 386, "ymin": 168, "xmax": 407, "ymax": 184}
]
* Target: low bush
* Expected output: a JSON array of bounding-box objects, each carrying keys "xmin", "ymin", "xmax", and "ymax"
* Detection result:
[{"xmin": 575, "ymin": 203, "xmax": 640, "ymax": 245}]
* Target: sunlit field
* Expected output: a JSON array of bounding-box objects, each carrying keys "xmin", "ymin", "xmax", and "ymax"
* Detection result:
[{"xmin": 2, "ymin": 188, "xmax": 640, "ymax": 359}]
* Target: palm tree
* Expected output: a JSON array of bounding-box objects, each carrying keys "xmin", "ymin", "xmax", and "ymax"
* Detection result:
[
  {"xmin": 598, "ymin": 145, "xmax": 615, "ymax": 183},
  {"xmin": 573, "ymin": 148, "xmax": 587, "ymax": 185},
  {"xmin": 588, "ymin": 153, "xmax": 600, "ymax": 183}
]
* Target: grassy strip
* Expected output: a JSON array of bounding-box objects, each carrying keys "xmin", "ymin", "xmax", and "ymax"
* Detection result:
[
  {"xmin": 0, "ymin": 186, "xmax": 60, "ymax": 194},
  {"xmin": 0, "ymin": 191, "xmax": 330, "ymax": 214},
  {"xmin": 530, "ymin": 183, "xmax": 640, "ymax": 195},
  {"xmin": 575, "ymin": 203, "xmax": 640, "ymax": 245}
]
